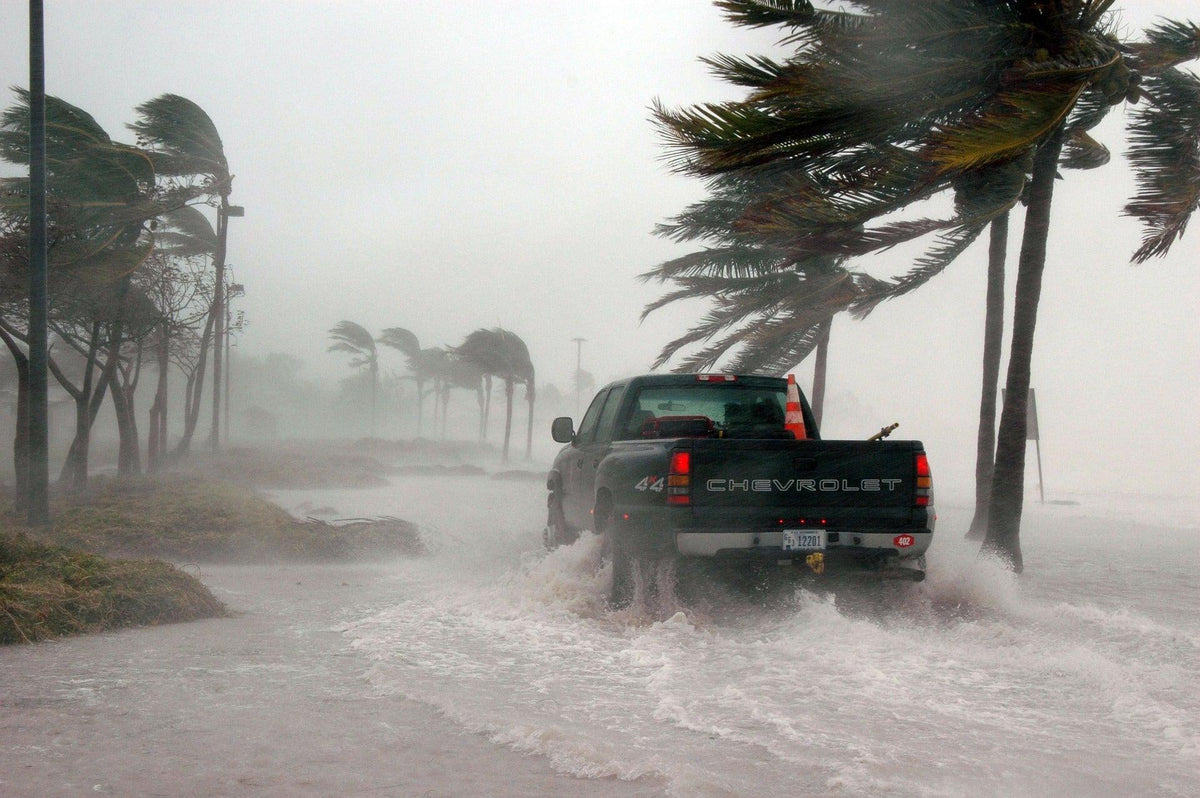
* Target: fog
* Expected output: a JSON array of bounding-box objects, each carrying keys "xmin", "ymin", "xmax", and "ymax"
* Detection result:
[{"xmin": 1, "ymin": 1, "xmax": 1197, "ymax": 499}]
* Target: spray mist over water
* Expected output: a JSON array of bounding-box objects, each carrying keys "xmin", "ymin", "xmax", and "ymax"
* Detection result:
[{"xmin": 267, "ymin": 477, "xmax": 1199, "ymax": 796}]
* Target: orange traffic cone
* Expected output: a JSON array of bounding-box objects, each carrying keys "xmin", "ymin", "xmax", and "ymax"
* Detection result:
[{"xmin": 785, "ymin": 374, "xmax": 807, "ymax": 440}]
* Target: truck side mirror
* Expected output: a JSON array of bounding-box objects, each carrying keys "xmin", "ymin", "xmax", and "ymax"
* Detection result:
[{"xmin": 551, "ymin": 417, "xmax": 575, "ymax": 443}]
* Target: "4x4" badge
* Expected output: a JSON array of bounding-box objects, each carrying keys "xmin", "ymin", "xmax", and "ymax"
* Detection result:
[{"xmin": 634, "ymin": 476, "xmax": 665, "ymax": 493}]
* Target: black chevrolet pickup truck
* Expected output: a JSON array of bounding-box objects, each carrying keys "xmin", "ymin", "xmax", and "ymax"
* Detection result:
[{"xmin": 545, "ymin": 374, "xmax": 933, "ymax": 605}]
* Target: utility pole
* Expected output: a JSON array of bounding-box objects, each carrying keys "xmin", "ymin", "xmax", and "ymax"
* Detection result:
[
  {"xmin": 26, "ymin": 0, "xmax": 50, "ymax": 524},
  {"xmin": 571, "ymin": 337, "xmax": 586, "ymax": 416},
  {"xmin": 223, "ymin": 281, "xmax": 244, "ymax": 446},
  {"xmin": 209, "ymin": 202, "xmax": 243, "ymax": 453}
]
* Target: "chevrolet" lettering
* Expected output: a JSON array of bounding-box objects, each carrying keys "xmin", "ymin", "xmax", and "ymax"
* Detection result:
[{"xmin": 705, "ymin": 478, "xmax": 901, "ymax": 492}]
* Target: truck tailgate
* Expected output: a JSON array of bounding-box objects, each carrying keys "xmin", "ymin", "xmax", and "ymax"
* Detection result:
[{"xmin": 686, "ymin": 439, "xmax": 921, "ymax": 528}]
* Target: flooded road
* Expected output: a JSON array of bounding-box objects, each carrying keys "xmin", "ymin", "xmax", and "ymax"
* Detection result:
[
  {"xmin": 0, "ymin": 558, "xmax": 660, "ymax": 797},
  {"xmin": 3, "ymin": 474, "xmax": 1197, "ymax": 796}
]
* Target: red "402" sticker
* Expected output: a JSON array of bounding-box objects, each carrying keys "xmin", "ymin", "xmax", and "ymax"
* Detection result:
[{"xmin": 893, "ymin": 534, "xmax": 915, "ymax": 548}]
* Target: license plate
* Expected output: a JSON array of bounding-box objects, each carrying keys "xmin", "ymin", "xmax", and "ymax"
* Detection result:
[{"xmin": 782, "ymin": 529, "xmax": 826, "ymax": 551}]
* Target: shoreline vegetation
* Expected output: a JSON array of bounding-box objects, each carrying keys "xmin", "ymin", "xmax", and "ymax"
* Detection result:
[{"xmin": 1, "ymin": 442, "xmax": 437, "ymax": 645}]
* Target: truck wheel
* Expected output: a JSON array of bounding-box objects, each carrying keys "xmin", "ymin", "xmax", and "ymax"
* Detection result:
[
  {"xmin": 609, "ymin": 536, "xmax": 634, "ymax": 608},
  {"xmin": 595, "ymin": 496, "xmax": 633, "ymax": 608},
  {"xmin": 543, "ymin": 494, "xmax": 575, "ymax": 550}
]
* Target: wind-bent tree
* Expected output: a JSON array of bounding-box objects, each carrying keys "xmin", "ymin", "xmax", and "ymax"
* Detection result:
[
  {"xmin": 966, "ymin": 213, "xmax": 1009, "ymax": 540},
  {"xmin": 328, "ymin": 320, "xmax": 379, "ymax": 435},
  {"xmin": 643, "ymin": 172, "xmax": 893, "ymax": 424},
  {"xmin": 654, "ymin": 1, "xmax": 1200, "ymax": 569},
  {"xmin": 0, "ymin": 90, "xmax": 196, "ymax": 499},
  {"xmin": 434, "ymin": 354, "xmax": 486, "ymax": 441},
  {"xmin": 453, "ymin": 328, "xmax": 535, "ymax": 461},
  {"xmin": 130, "ymin": 94, "xmax": 234, "ymax": 453},
  {"xmin": 378, "ymin": 326, "xmax": 444, "ymax": 435}
]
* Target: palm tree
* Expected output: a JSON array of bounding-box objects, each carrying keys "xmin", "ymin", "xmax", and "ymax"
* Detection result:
[
  {"xmin": 654, "ymin": 1, "xmax": 1200, "ymax": 569},
  {"xmin": 453, "ymin": 328, "xmax": 534, "ymax": 461},
  {"xmin": 378, "ymin": 326, "xmax": 446, "ymax": 436},
  {"xmin": 328, "ymin": 320, "xmax": 379, "ymax": 435},
  {"xmin": 129, "ymin": 94, "xmax": 234, "ymax": 453},
  {"xmin": 644, "ymin": 172, "xmax": 894, "ymax": 420},
  {"xmin": 436, "ymin": 353, "xmax": 486, "ymax": 441}
]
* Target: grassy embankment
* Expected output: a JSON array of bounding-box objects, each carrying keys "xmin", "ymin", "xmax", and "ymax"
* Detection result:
[
  {"xmin": 0, "ymin": 532, "xmax": 226, "ymax": 645},
  {"xmin": 1, "ymin": 445, "xmax": 424, "ymax": 645}
]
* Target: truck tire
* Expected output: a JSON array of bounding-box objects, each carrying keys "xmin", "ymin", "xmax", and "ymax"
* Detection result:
[
  {"xmin": 543, "ymin": 493, "xmax": 575, "ymax": 550},
  {"xmin": 594, "ymin": 495, "xmax": 633, "ymax": 608},
  {"xmin": 609, "ymin": 535, "xmax": 634, "ymax": 608}
]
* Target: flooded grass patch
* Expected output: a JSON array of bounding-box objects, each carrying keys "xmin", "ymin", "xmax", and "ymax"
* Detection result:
[
  {"xmin": 3, "ymin": 474, "xmax": 423, "ymax": 563},
  {"xmin": 0, "ymin": 533, "xmax": 227, "ymax": 645}
]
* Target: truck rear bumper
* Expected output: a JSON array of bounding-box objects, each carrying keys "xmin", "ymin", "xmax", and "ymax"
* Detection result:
[{"xmin": 674, "ymin": 528, "xmax": 932, "ymax": 560}]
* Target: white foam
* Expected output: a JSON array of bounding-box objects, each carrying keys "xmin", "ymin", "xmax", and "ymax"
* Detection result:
[{"xmin": 334, "ymin": 478, "xmax": 1200, "ymax": 796}]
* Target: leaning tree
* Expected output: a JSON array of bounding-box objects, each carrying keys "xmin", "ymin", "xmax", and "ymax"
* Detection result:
[
  {"xmin": 453, "ymin": 328, "xmax": 535, "ymax": 461},
  {"xmin": 653, "ymin": 0, "xmax": 1200, "ymax": 569},
  {"xmin": 328, "ymin": 320, "xmax": 380, "ymax": 436},
  {"xmin": 130, "ymin": 94, "xmax": 236, "ymax": 453}
]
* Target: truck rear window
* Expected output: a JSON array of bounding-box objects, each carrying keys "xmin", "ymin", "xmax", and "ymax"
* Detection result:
[{"xmin": 619, "ymin": 385, "xmax": 790, "ymax": 440}]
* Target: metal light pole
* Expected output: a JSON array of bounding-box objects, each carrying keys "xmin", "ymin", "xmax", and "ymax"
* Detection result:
[
  {"xmin": 571, "ymin": 337, "xmax": 586, "ymax": 416},
  {"xmin": 26, "ymin": 0, "xmax": 50, "ymax": 523},
  {"xmin": 209, "ymin": 202, "xmax": 243, "ymax": 452}
]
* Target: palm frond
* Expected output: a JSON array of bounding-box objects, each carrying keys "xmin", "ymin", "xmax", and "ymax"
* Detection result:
[
  {"xmin": 1123, "ymin": 67, "xmax": 1200, "ymax": 262},
  {"xmin": 851, "ymin": 222, "xmax": 989, "ymax": 318},
  {"xmin": 923, "ymin": 82, "xmax": 1086, "ymax": 173},
  {"xmin": 328, "ymin": 320, "xmax": 376, "ymax": 355},
  {"xmin": 1127, "ymin": 19, "xmax": 1200, "ymax": 75},
  {"xmin": 155, "ymin": 205, "xmax": 217, "ymax": 257},
  {"xmin": 378, "ymin": 327, "xmax": 422, "ymax": 359},
  {"xmin": 1060, "ymin": 127, "xmax": 1110, "ymax": 169},
  {"xmin": 714, "ymin": 0, "xmax": 816, "ymax": 29},
  {"xmin": 128, "ymin": 94, "xmax": 229, "ymax": 185}
]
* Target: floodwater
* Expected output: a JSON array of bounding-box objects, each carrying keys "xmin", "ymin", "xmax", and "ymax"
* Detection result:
[
  {"xmin": 289, "ymin": 477, "xmax": 1200, "ymax": 797},
  {"xmin": 3, "ymin": 474, "xmax": 1197, "ymax": 797}
]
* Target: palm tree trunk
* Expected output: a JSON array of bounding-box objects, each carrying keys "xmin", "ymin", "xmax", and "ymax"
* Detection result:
[
  {"xmin": 441, "ymin": 386, "xmax": 449, "ymax": 440},
  {"xmin": 811, "ymin": 317, "xmax": 831, "ymax": 427},
  {"xmin": 369, "ymin": 361, "xmax": 378, "ymax": 438},
  {"xmin": 985, "ymin": 131, "xmax": 1066, "ymax": 571},
  {"xmin": 502, "ymin": 378, "xmax": 514, "ymax": 462},
  {"xmin": 967, "ymin": 213, "xmax": 1009, "ymax": 541},
  {"xmin": 1, "ymin": 328, "xmax": 29, "ymax": 511},
  {"xmin": 415, "ymin": 377, "xmax": 424, "ymax": 435},
  {"xmin": 525, "ymin": 380, "xmax": 535, "ymax": 461},
  {"xmin": 476, "ymin": 382, "xmax": 485, "ymax": 441},
  {"xmin": 482, "ymin": 375, "xmax": 493, "ymax": 441}
]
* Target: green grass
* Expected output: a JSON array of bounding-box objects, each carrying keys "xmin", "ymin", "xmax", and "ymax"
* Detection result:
[
  {"xmin": 3, "ymin": 474, "xmax": 423, "ymax": 563},
  {"xmin": 0, "ymin": 533, "xmax": 227, "ymax": 645},
  {"xmin": 0, "ymin": 472, "xmax": 423, "ymax": 645}
]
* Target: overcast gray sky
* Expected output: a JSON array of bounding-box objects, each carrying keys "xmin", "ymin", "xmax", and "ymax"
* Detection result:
[{"xmin": 2, "ymin": 1, "xmax": 1198, "ymax": 497}]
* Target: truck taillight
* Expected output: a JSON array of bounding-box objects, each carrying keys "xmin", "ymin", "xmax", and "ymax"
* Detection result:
[
  {"xmin": 915, "ymin": 452, "xmax": 933, "ymax": 507},
  {"xmin": 667, "ymin": 450, "xmax": 691, "ymax": 505}
]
